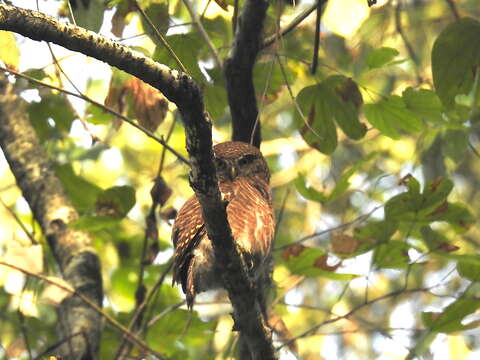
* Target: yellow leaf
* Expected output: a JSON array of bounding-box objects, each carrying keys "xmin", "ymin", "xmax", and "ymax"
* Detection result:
[
  {"xmin": 448, "ymin": 335, "xmax": 470, "ymax": 359},
  {"xmin": 4, "ymin": 244, "xmax": 43, "ymax": 275},
  {"xmin": 11, "ymin": 290, "xmax": 39, "ymax": 317},
  {"xmin": 42, "ymin": 276, "xmax": 74, "ymax": 305},
  {"xmin": 0, "ymin": 31, "xmax": 20, "ymax": 70}
]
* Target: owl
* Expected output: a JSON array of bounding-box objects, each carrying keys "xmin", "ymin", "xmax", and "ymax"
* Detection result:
[{"xmin": 172, "ymin": 141, "xmax": 275, "ymax": 308}]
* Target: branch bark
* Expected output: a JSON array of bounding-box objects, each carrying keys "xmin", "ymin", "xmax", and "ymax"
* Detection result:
[
  {"xmin": 0, "ymin": 4, "xmax": 275, "ymax": 359},
  {"xmin": 0, "ymin": 74, "xmax": 102, "ymax": 359},
  {"xmin": 225, "ymin": 0, "xmax": 269, "ymax": 148}
]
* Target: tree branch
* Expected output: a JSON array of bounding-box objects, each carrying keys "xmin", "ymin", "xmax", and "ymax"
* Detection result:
[
  {"xmin": 0, "ymin": 4, "xmax": 275, "ymax": 359},
  {"xmin": 262, "ymin": 3, "xmax": 317, "ymax": 50},
  {"xmin": 182, "ymin": 0, "xmax": 222, "ymax": 69},
  {"xmin": 0, "ymin": 65, "xmax": 189, "ymax": 165},
  {"xmin": 225, "ymin": 0, "xmax": 269, "ymax": 147},
  {"xmin": 0, "ymin": 74, "xmax": 102, "ymax": 360}
]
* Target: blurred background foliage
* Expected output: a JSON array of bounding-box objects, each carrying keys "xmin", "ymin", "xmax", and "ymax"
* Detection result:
[{"xmin": 1, "ymin": 0, "xmax": 480, "ymax": 359}]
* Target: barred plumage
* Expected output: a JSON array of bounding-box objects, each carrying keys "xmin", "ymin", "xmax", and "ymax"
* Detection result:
[{"xmin": 172, "ymin": 141, "xmax": 274, "ymax": 308}]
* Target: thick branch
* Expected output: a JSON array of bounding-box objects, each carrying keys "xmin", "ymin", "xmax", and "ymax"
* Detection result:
[
  {"xmin": 225, "ymin": 0, "xmax": 269, "ymax": 148},
  {"xmin": 0, "ymin": 4, "xmax": 196, "ymax": 110},
  {"xmin": 0, "ymin": 74, "xmax": 102, "ymax": 360},
  {"xmin": 0, "ymin": 4, "xmax": 275, "ymax": 359}
]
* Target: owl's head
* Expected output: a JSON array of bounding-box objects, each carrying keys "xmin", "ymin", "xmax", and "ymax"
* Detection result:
[{"xmin": 213, "ymin": 141, "xmax": 270, "ymax": 183}]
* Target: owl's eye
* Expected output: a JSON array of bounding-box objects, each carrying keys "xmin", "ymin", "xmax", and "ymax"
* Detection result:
[
  {"xmin": 214, "ymin": 158, "xmax": 227, "ymax": 169},
  {"xmin": 238, "ymin": 154, "xmax": 256, "ymax": 166}
]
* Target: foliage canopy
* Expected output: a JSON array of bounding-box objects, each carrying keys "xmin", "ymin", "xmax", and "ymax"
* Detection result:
[{"xmin": 1, "ymin": 0, "xmax": 480, "ymax": 359}]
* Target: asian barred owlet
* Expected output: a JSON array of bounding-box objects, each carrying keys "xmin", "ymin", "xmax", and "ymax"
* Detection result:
[{"xmin": 172, "ymin": 141, "xmax": 275, "ymax": 308}]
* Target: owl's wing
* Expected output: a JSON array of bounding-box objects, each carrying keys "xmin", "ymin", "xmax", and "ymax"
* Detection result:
[
  {"xmin": 171, "ymin": 196, "xmax": 206, "ymax": 293},
  {"xmin": 223, "ymin": 179, "xmax": 275, "ymax": 257}
]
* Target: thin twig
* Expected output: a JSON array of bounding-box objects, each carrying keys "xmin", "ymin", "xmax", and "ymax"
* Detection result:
[
  {"xmin": 251, "ymin": 56, "xmax": 274, "ymax": 144},
  {"xmin": 146, "ymin": 301, "xmax": 185, "ymax": 328},
  {"xmin": 115, "ymin": 117, "xmax": 176, "ymax": 359},
  {"xmin": 262, "ymin": 3, "xmax": 318, "ymax": 49},
  {"xmin": 32, "ymin": 332, "xmax": 86, "ymax": 360},
  {"xmin": 274, "ymin": 205, "xmax": 383, "ymax": 251},
  {"xmin": 157, "ymin": 117, "xmax": 177, "ymax": 176},
  {"xmin": 114, "ymin": 261, "xmax": 173, "ymax": 359},
  {"xmin": 444, "ymin": 0, "xmax": 460, "ymax": 20},
  {"xmin": 310, "ymin": 0, "xmax": 327, "ymax": 74},
  {"xmin": 133, "ymin": 0, "xmax": 187, "ymax": 74},
  {"xmin": 182, "ymin": 0, "xmax": 222, "ymax": 69},
  {"xmin": 394, "ymin": 1, "xmax": 422, "ymax": 84},
  {"xmin": 273, "ymin": 187, "xmax": 291, "ymax": 246},
  {"xmin": 17, "ymin": 310, "xmax": 33, "ymax": 360},
  {"xmin": 0, "ymin": 261, "xmax": 168, "ymax": 360},
  {"xmin": 128, "ymin": 262, "xmax": 173, "ymax": 339},
  {"xmin": 200, "ymin": 0, "xmax": 213, "ymax": 20},
  {"xmin": 0, "ymin": 66, "xmax": 189, "ymax": 165},
  {"xmin": 0, "ymin": 197, "xmax": 37, "ymax": 244},
  {"xmin": 277, "ymin": 286, "xmax": 435, "ymax": 350}
]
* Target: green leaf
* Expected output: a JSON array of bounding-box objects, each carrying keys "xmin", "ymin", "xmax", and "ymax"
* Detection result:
[
  {"xmin": 402, "ymin": 87, "xmax": 444, "ymax": 123},
  {"xmin": 323, "ymin": 76, "xmax": 366, "ymax": 140},
  {"xmin": 442, "ymin": 129, "xmax": 468, "ymax": 162},
  {"xmin": 373, "ymin": 240, "xmax": 410, "ymax": 268},
  {"xmin": 385, "ymin": 192, "xmax": 418, "ymax": 222},
  {"xmin": 85, "ymin": 103, "xmax": 115, "ymax": 125},
  {"xmin": 385, "ymin": 177, "xmax": 457, "ymax": 223},
  {"xmin": 354, "ymin": 220, "xmax": 398, "ymax": 243},
  {"xmin": 110, "ymin": 266, "xmax": 138, "ymax": 312},
  {"xmin": 253, "ymin": 61, "xmax": 294, "ymax": 102},
  {"xmin": 22, "ymin": 68, "xmax": 48, "ymax": 81},
  {"xmin": 294, "ymin": 76, "xmax": 366, "ymax": 154},
  {"xmin": 153, "ymin": 33, "xmax": 205, "ymax": 82},
  {"xmin": 404, "ymin": 175, "xmax": 421, "ymax": 197},
  {"xmin": 146, "ymin": 309, "xmax": 215, "ymax": 356},
  {"xmin": 437, "ymin": 253, "xmax": 480, "ymax": 266},
  {"xmin": 295, "ymin": 84, "xmax": 338, "ymax": 154},
  {"xmin": 420, "ymin": 226, "xmax": 449, "ymax": 251},
  {"xmin": 294, "ymin": 154, "xmax": 375, "ymax": 205},
  {"xmin": 294, "ymin": 174, "xmax": 328, "ymax": 203},
  {"xmin": 432, "ymin": 17, "xmax": 480, "ymax": 108},
  {"xmin": 407, "ymin": 331, "xmax": 438, "ymax": 360},
  {"xmin": 433, "ymin": 202, "xmax": 475, "ymax": 233},
  {"xmin": 202, "ymin": 16, "xmax": 231, "ymax": 48},
  {"xmin": 27, "ymin": 94, "xmax": 76, "ymax": 139},
  {"xmin": 0, "ymin": 31, "xmax": 19, "ymax": 70},
  {"xmin": 422, "ymin": 178, "xmax": 453, "ymax": 211},
  {"xmin": 367, "ymin": 47, "xmax": 399, "ymax": 69},
  {"xmin": 69, "ymin": 215, "xmax": 121, "ymax": 231},
  {"xmin": 204, "ymin": 83, "xmax": 228, "ymax": 120},
  {"xmin": 423, "ymin": 298, "xmax": 480, "ymax": 333},
  {"xmin": 457, "ymin": 259, "xmax": 480, "ymax": 281},
  {"xmin": 364, "ymin": 95, "xmax": 423, "ymax": 139},
  {"xmin": 141, "ymin": 2, "xmax": 170, "ymax": 36},
  {"xmin": 54, "ymin": 164, "xmax": 102, "ymax": 213},
  {"xmin": 70, "ymin": 144, "xmax": 109, "ymax": 161},
  {"xmin": 69, "ymin": 0, "xmax": 106, "ymax": 32},
  {"xmin": 281, "ymin": 246, "xmax": 357, "ymax": 280},
  {"xmin": 96, "ymin": 185, "xmax": 136, "ymax": 218}
]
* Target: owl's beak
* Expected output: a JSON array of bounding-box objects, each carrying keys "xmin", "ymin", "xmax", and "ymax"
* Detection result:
[{"xmin": 229, "ymin": 165, "xmax": 238, "ymax": 180}]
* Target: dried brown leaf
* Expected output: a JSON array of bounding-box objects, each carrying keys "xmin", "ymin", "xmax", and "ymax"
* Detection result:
[
  {"xmin": 313, "ymin": 254, "xmax": 341, "ymax": 271},
  {"xmin": 124, "ymin": 78, "xmax": 169, "ymax": 132},
  {"xmin": 331, "ymin": 232, "xmax": 359, "ymax": 255},
  {"xmin": 282, "ymin": 244, "xmax": 305, "ymax": 261}
]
